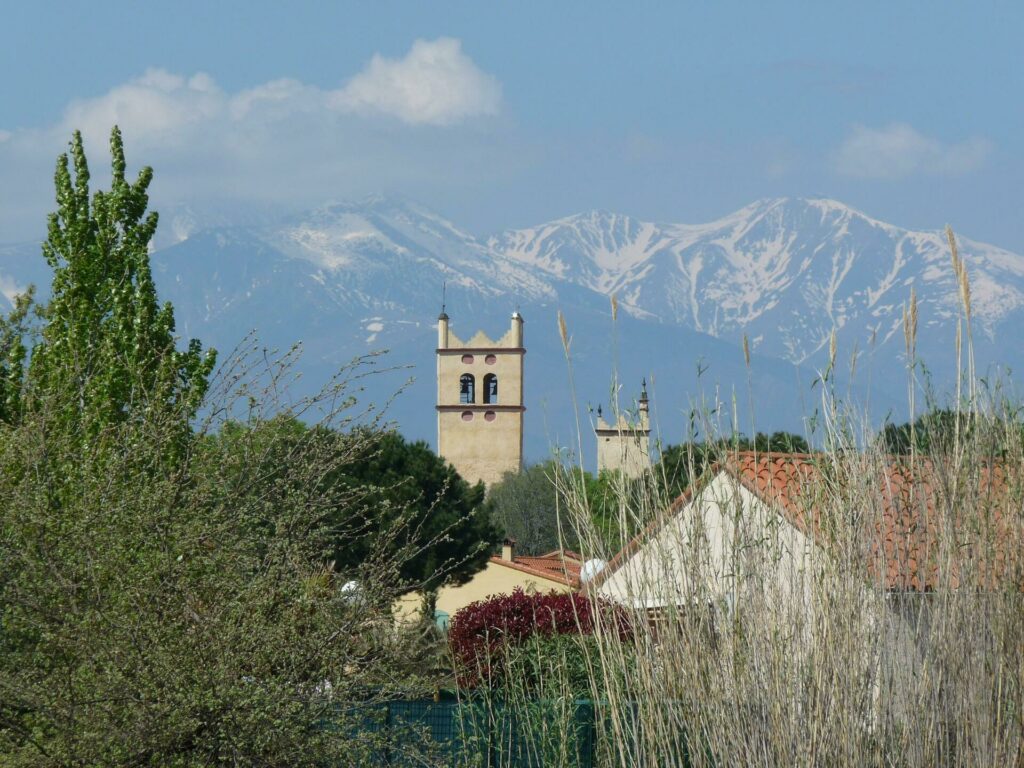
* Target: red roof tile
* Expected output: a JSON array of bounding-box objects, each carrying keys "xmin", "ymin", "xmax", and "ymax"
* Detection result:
[
  {"xmin": 728, "ymin": 453, "xmax": 1021, "ymax": 591},
  {"xmin": 491, "ymin": 549, "xmax": 583, "ymax": 589}
]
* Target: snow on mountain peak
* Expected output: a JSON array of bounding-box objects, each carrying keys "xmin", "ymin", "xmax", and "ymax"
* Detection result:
[
  {"xmin": 141, "ymin": 195, "xmax": 1024, "ymax": 362},
  {"xmin": 491, "ymin": 197, "xmax": 1024, "ymax": 363}
]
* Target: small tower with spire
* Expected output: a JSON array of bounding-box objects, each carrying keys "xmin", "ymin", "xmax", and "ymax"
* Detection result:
[
  {"xmin": 436, "ymin": 309, "xmax": 525, "ymax": 487},
  {"xmin": 595, "ymin": 379, "xmax": 651, "ymax": 478}
]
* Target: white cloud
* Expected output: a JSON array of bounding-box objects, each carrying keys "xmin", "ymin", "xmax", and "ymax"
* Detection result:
[
  {"xmin": 834, "ymin": 123, "xmax": 991, "ymax": 179},
  {"xmin": 28, "ymin": 38, "xmax": 498, "ymax": 150},
  {"xmin": 0, "ymin": 274, "xmax": 26, "ymax": 304},
  {"xmin": 59, "ymin": 69, "xmax": 225, "ymax": 147},
  {"xmin": 0, "ymin": 38, "xmax": 513, "ymax": 241},
  {"xmin": 329, "ymin": 38, "xmax": 501, "ymax": 125},
  {"xmin": 229, "ymin": 78, "xmax": 322, "ymax": 120}
]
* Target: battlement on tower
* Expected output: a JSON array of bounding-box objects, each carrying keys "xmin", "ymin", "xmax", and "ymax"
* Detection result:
[
  {"xmin": 594, "ymin": 382, "xmax": 652, "ymax": 479},
  {"xmin": 438, "ymin": 311, "xmax": 525, "ymax": 352},
  {"xmin": 442, "ymin": 327, "xmax": 523, "ymax": 350},
  {"xmin": 595, "ymin": 412, "xmax": 647, "ymax": 433}
]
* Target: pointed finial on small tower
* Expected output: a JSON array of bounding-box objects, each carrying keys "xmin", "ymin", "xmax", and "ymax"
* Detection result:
[
  {"xmin": 638, "ymin": 378, "xmax": 650, "ymax": 430},
  {"xmin": 597, "ymin": 404, "xmax": 603, "ymax": 419},
  {"xmin": 437, "ymin": 283, "xmax": 450, "ymax": 348},
  {"xmin": 438, "ymin": 281, "xmax": 448, "ymax": 320}
]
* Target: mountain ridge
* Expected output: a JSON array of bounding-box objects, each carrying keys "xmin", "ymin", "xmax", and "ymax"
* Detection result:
[
  {"xmin": 492, "ymin": 196, "xmax": 1024, "ymax": 366},
  {"xmin": 0, "ymin": 195, "xmax": 1020, "ymax": 463}
]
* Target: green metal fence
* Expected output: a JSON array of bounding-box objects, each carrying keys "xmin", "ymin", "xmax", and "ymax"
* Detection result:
[
  {"xmin": 333, "ymin": 697, "xmax": 707, "ymax": 767},
  {"xmin": 338, "ymin": 697, "xmax": 598, "ymax": 767}
]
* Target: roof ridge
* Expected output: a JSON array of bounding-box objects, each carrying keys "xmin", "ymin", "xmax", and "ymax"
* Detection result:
[
  {"xmin": 536, "ymin": 549, "xmax": 584, "ymax": 561},
  {"xmin": 489, "ymin": 555, "xmax": 581, "ymax": 587},
  {"xmin": 728, "ymin": 450, "xmax": 821, "ymax": 459},
  {"xmin": 590, "ymin": 454, "xmax": 1021, "ymax": 596}
]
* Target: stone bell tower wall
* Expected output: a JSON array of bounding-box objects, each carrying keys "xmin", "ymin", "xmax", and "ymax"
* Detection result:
[{"xmin": 436, "ymin": 312, "xmax": 524, "ymax": 487}]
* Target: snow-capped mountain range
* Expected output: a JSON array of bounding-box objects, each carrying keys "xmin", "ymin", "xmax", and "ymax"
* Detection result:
[
  {"xmin": 1, "ymin": 196, "xmax": 1021, "ymax": 461},
  {"xmin": 493, "ymin": 198, "xmax": 1024, "ymax": 367}
]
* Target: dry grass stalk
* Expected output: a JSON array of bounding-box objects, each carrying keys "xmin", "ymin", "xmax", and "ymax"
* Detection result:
[
  {"xmin": 477, "ymin": 304, "xmax": 1023, "ymax": 768},
  {"xmin": 558, "ymin": 310, "xmax": 571, "ymax": 356},
  {"xmin": 947, "ymin": 225, "xmax": 976, "ymax": 407}
]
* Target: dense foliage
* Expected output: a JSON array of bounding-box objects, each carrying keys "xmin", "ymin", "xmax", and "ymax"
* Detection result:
[
  {"xmin": 877, "ymin": 408, "xmax": 995, "ymax": 455},
  {"xmin": 0, "ymin": 129, "xmax": 440, "ymax": 765},
  {"xmin": 208, "ymin": 420, "xmax": 497, "ymax": 597},
  {"xmin": 488, "ymin": 461, "xmax": 578, "ymax": 554},
  {"xmin": 448, "ymin": 589, "xmax": 632, "ymax": 688},
  {"xmin": 489, "ymin": 462, "xmax": 655, "ymax": 554},
  {"xmin": 326, "ymin": 429, "xmax": 498, "ymax": 590},
  {"xmin": 16, "ymin": 129, "xmax": 215, "ymax": 444}
]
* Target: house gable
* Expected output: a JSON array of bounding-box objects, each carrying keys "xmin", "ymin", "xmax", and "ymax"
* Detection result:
[{"xmin": 595, "ymin": 470, "xmax": 821, "ymax": 609}]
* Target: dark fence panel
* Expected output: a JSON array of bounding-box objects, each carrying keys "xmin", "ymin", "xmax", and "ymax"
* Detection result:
[{"xmin": 336, "ymin": 698, "xmax": 599, "ymax": 767}]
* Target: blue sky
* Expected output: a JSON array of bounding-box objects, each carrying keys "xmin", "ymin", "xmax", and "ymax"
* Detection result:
[{"xmin": 1, "ymin": 1, "xmax": 1021, "ymax": 249}]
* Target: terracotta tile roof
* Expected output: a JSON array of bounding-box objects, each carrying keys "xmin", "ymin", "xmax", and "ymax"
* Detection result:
[
  {"xmin": 590, "ymin": 451, "xmax": 1022, "ymax": 593},
  {"xmin": 539, "ymin": 549, "xmax": 584, "ymax": 561},
  {"xmin": 727, "ymin": 452, "xmax": 1021, "ymax": 591},
  {"xmin": 491, "ymin": 550, "xmax": 583, "ymax": 589}
]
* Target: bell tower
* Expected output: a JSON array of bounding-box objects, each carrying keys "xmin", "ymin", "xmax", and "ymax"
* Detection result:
[
  {"xmin": 595, "ymin": 380, "xmax": 651, "ymax": 478},
  {"xmin": 436, "ymin": 311, "xmax": 525, "ymax": 487}
]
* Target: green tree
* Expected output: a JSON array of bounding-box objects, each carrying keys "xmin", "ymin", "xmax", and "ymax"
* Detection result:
[
  {"xmin": 0, "ymin": 288, "xmax": 32, "ymax": 423},
  {"xmin": 208, "ymin": 420, "xmax": 498, "ymax": 593},
  {"xmin": 488, "ymin": 462, "xmax": 648, "ymax": 556},
  {"xmin": 880, "ymin": 409, "xmax": 965, "ymax": 455},
  {"xmin": 24, "ymin": 128, "xmax": 214, "ymax": 446},
  {"xmin": 0, "ymin": 130, "xmax": 432, "ymax": 765},
  {"xmin": 335, "ymin": 429, "xmax": 499, "ymax": 590},
  {"xmin": 579, "ymin": 468, "xmax": 662, "ymax": 553},
  {"xmin": 489, "ymin": 461, "xmax": 575, "ymax": 555}
]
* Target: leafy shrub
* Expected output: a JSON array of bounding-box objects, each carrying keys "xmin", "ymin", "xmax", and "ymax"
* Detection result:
[{"xmin": 448, "ymin": 589, "xmax": 631, "ymax": 687}]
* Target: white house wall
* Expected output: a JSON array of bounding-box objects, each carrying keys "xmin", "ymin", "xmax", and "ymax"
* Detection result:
[{"xmin": 597, "ymin": 470, "xmax": 825, "ymax": 613}]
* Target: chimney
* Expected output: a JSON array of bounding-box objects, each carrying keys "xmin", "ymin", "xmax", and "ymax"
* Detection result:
[{"xmin": 501, "ymin": 538, "xmax": 516, "ymax": 562}]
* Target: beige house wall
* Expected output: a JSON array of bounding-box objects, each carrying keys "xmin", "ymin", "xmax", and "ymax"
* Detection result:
[{"xmin": 394, "ymin": 560, "xmax": 573, "ymax": 624}]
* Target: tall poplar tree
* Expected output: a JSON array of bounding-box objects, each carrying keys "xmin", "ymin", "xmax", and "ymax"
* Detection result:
[{"xmin": 25, "ymin": 127, "xmax": 214, "ymax": 442}]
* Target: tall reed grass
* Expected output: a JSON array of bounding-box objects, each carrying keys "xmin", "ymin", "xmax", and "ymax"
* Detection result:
[{"xmin": 459, "ymin": 229, "xmax": 1023, "ymax": 767}]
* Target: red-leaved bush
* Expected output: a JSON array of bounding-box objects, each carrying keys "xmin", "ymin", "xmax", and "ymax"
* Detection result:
[{"xmin": 447, "ymin": 589, "xmax": 632, "ymax": 686}]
